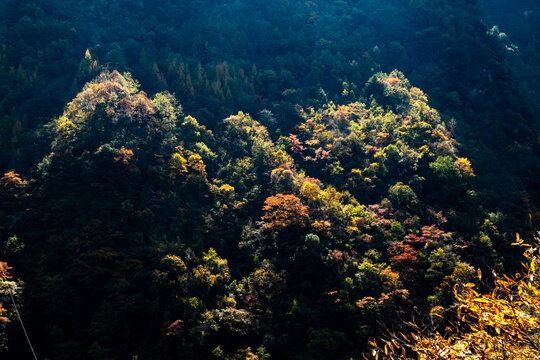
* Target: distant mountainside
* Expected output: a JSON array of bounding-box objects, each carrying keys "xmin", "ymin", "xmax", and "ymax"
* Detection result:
[
  {"xmin": 477, "ymin": 0, "xmax": 540, "ymax": 115},
  {"xmin": 0, "ymin": 0, "xmax": 538, "ymax": 216}
]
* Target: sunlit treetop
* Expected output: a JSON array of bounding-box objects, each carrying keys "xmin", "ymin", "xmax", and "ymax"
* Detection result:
[{"xmin": 49, "ymin": 71, "xmax": 183, "ymax": 155}]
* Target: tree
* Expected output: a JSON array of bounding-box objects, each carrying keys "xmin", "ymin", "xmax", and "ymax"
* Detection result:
[
  {"xmin": 369, "ymin": 234, "xmax": 540, "ymax": 359},
  {"xmin": 0, "ymin": 262, "xmax": 14, "ymax": 351},
  {"xmin": 387, "ymin": 242, "xmax": 419, "ymax": 285},
  {"xmin": 261, "ymin": 194, "xmax": 309, "ymax": 231},
  {"xmin": 388, "ymin": 182, "xmax": 418, "ymax": 210},
  {"xmin": 429, "ymin": 156, "xmax": 459, "ymax": 181}
]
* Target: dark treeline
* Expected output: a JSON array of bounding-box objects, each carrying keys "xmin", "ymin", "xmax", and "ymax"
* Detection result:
[{"xmin": 0, "ymin": 1, "xmax": 539, "ymax": 359}]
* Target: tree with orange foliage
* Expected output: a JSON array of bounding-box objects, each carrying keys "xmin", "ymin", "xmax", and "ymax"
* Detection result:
[
  {"xmin": 114, "ymin": 147, "xmax": 134, "ymax": 165},
  {"xmin": 261, "ymin": 194, "xmax": 309, "ymax": 231},
  {"xmin": 0, "ymin": 171, "xmax": 27, "ymax": 198}
]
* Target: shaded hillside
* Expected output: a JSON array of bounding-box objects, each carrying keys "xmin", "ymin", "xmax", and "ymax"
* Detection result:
[
  {"xmin": 0, "ymin": 1, "xmax": 539, "ymax": 359},
  {"xmin": 0, "ymin": 70, "xmax": 506, "ymax": 359}
]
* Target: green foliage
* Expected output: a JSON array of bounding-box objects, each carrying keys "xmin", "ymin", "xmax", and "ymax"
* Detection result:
[
  {"xmin": 388, "ymin": 183, "xmax": 418, "ymax": 210},
  {"xmin": 0, "ymin": 9, "xmax": 536, "ymax": 354},
  {"xmin": 429, "ymin": 156, "xmax": 459, "ymax": 180}
]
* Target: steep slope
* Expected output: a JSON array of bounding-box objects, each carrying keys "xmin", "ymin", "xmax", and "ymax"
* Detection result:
[
  {"xmin": 0, "ymin": 0, "xmax": 537, "ymax": 231},
  {"xmin": 0, "ymin": 71, "xmax": 508, "ymax": 359}
]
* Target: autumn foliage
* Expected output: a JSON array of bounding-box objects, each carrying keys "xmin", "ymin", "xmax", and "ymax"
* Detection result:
[
  {"xmin": 262, "ymin": 194, "xmax": 309, "ymax": 231},
  {"xmin": 0, "ymin": 0, "xmax": 538, "ymax": 357},
  {"xmin": 0, "ymin": 262, "xmax": 12, "ymax": 323},
  {"xmin": 0, "ymin": 68, "xmax": 531, "ymax": 359},
  {"xmin": 369, "ymin": 234, "xmax": 540, "ymax": 359},
  {"xmin": 0, "ymin": 171, "xmax": 26, "ymax": 199}
]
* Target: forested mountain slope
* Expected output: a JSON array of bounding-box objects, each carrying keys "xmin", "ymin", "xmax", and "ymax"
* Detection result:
[
  {"xmin": 0, "ymin": 1, "xmax": 539, "ymax": 359},
  {"xmin": 1, "ymin": 0, "xmax": 538, "ymax": 219},
  {"xmin": 2, "ymin": 70, "xmax": 493, "ymax": 359}
]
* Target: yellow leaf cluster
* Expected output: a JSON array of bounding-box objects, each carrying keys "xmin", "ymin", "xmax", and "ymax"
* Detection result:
[
  {"xmin": 300, "ymin": 180, "xmax": 321, "ymax": 202},
  {"xmin": 188, "ymin": 154, "xmax": 207, "ymax": 175},
  {"xmin": 219, "ymin": 184, "xmax": 235, "ymax": 194},
  {"xmin": 369, "ymin": 234, "xmax": 540, "ymax": 359},
  {"xmin": 454, "ymin": 157, "xmax": 475, "ymax": 177},
  {"xmin": 270, "ymin": 149, "xmax": 293, "ymax": 168},
  {"xmin": 169, "ymin": 152, "xmax": 188, "ymax": 174}
]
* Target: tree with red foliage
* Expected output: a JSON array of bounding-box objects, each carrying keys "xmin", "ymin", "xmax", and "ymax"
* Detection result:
[
  {"xmin": 0, "ymin": 262, "xmax": 11, "ymax": 313},
  {"xmin": 388, "ymin": 242, "xmax": 419, "ymax": 284},
  {"xmin": 289, "ymin": 133, "xmax": 305, "ymax": 158},
  {"xmin": 0, "ymin": 262, "xmax": 13, "ymax": 351}
]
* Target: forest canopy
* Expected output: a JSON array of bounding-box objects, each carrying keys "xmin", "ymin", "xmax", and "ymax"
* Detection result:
[{"xmin": 0, "ymin": 1, "xmax": 539, "ymax": 359}]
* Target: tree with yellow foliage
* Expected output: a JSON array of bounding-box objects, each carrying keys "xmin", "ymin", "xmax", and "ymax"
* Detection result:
[{"xmin": 368, "ymin": 234, "xmax": 540, "ymax": 359}]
